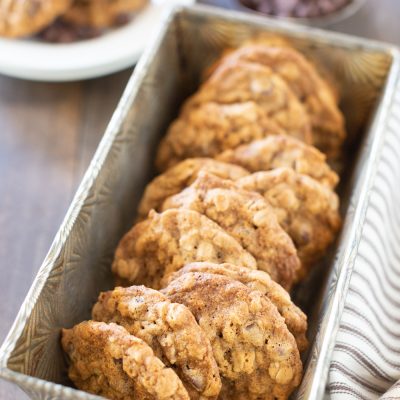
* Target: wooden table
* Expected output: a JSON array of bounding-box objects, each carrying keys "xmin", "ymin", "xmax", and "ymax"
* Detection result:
[{"xmin": 0, "ymin": 0, "xmax": 398, "ymax": 398}]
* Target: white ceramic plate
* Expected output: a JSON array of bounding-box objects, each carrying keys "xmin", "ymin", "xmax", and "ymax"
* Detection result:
[{"xmin": 0, "ymin": 0, "xmax": 193, "ymax": 81}]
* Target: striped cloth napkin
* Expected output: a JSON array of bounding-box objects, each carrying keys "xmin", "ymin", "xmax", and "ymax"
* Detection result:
[{"xmin": 328, "ymin": 88, "xmax": 400, "ymax": 399}]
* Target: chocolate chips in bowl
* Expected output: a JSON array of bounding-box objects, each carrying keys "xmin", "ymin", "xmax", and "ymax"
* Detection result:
[
  {"xmin": 238, "ymin": 0, "xmax": 366, "ymax": 26},
  {"xmin": 36, "ymin": 14, "xmax": 131, "ymax": 43}
]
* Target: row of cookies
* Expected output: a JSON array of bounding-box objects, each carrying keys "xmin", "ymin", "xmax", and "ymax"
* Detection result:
[
  {"xmin": 156, "ymin": 36, "xmax": 346, "ymax": 167},
  {"xmin": 130, "ymin": 136, "xmax": 341, "ymax": 290},
  {"xmin": 0, "ymin": 0, "xmax": 147, "ymax": 38},
  {"xmin": 62, "ymin": 168, "xmax": 312, "ymax": 398},
  {"xmin": 62, "ymin": 260, "xmax": 306, "ymax": 399},
  {"xmin": 62, "ymin": 40, "xmax": 344, "ymax": 399}
]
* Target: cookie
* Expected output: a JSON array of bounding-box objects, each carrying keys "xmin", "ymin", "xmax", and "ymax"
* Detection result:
[
  {"xmin": 182, "ymin": 61, "xmax": 312, "ymax": 143},
  {"xmin": 155, "ymin": 101, "xmax": 305, "ymax": 172},
  {"xmin": 161, "ymin": 171, "xmax": 300, "ymax": 290},
  {"xmin": 62, "ymin": 0, "xmax": 147, "ymax": 29},
  {"xmin": 205, "ymin": 36, "xmax": 341, "ymax": 114},
  {"xmin": 0, "ymin": 0, "xmax": 72, "ymax": 37},
  {"xmin": 217, "ymin": 135, "xmax": 339, "ymax": 188},
  {"xmin": 238, "ymin": 168, "xmax": 341, "ymax": 273},
  {"xmin": 208, "ymin": 44, "xmax": 346, "ymax": 158},
  {"xmin": 137, "ymin": 158, "xmax": 249, "ymax": 220},
  {"xmin": 61, "ymin": 321, "xmax": 189, "ymax": 399},
  {"xmin": 203, "ymin": 35, "xmax": 292, "ymax": 79},
  {"xmin": 112, "ymin": 208, "xmax": 257, "ymax": 289},
  {"xmin": 92, "ymin": 286, "xmax": 221, "ymax": 399},
  {"xmin": 166, "ymin": 262, "xmax": 308, "ymax": 352},
  {"xmin": 162, "ymin": 272, "xmax": 302, "ymax": 400}
]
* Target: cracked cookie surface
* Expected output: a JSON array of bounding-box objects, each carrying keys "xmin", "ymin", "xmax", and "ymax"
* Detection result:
[
  {"xmin": 156, "ymin": 101, "xmax": 295, "ymax": 171},
  {"xmin": 61, "ymin": 321, "xmax": 189, "ymax": 400},
  {"xmin": 137, "ymin": 158, "xmax": 249, "ymax": 220},
  {"xmin": 208, "ymin": 44, "xmax": 346, "ymax": 158},
  {"xmin": 181, "ymin": 61, "xmax": 312, "ymax": 144},
  {"xmin": 112, "ymin": 208, "xmax": 257, "ymax": 289},
  {"xmin": 162, "ymin": 272, "xmax": 302, "ymax": 400},
  {"xmin": 92, "ymin": 285, "xmax": 221, "ymax": 399},
  {"xmin": 238, "ymin": 168, "xmax": 341, "ymax": 274},
  {"xmin": 217, "ymin": 135, "xmax": 339, "ymax": 188},
  {"xmin": 161, "ymin": 172, "xmax": 300, "ymax": 290},
  {"xmin": 166, "ymin": 262, "xmax": 308, "ymax": 352}
]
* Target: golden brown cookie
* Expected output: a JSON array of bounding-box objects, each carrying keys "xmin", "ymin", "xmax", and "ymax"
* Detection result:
[
  {"xmin": 61, "ymin": 321, "xmax": 189, "ymax": 400},
  {"xmin": 0, "ymin": 0, "xmax": 72, "ymax": 37},
  {"xmin": 207, "ymin": 36, "xmax": 341, "ymax": 102},
  {"xmin": 208, "ymin": 44, "xmax": 346, "ymax": 158},
  {"xmin": 155, "ymin": 101, "xmax": 304, "ymax": 172},
  {"xmin": 162, "ymin": 272, "xmax": 303, "ymax": 400},
  {"xmin": 161, "ymin": 172, "xmax": 300, "ymax": 290},
  {"xmin": 217, "ymin": 135, "xmax": 339, "ymax": 189},
  {"xmin": 112, "ymin": 209, "xmax": 257, "ymax": 289},
  {"xmin": 203, "ymin": 35, "xmax": 293, "ymax": 79},
  {"xmin": 182, "ymin": 61, "xmax": 312, "ymax": 144},
  {"xmin": 62, "ymin": 0, "xmax": 147, "ymax": 29},
  {"xmin": 166, "ymin": 262, "xmax": 308, "ymax": 352},
  {"xmin": 137, "ymin": 158, "xmax": 249, "ymax": 220},
  {"xmin": 238, "ymin": 168, "xmax": 341, "ymax": 275},
  {"xmin": 92, "ymin": 286, "xmax": 221, "ymax": 399}
]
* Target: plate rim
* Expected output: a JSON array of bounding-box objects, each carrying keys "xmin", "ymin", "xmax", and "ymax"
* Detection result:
[{"xmin": 0, "ymin": 0, "xmax": 193, "ymax": 81}]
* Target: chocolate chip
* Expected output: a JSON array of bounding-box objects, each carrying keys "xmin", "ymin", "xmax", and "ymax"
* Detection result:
[
  {"xmin": 37, "ymin": 19, "xmax": 101, "ymax": 43},
  {"xmin": 113, "ymin": 13, "xmax": 131, "ymax": 27}
]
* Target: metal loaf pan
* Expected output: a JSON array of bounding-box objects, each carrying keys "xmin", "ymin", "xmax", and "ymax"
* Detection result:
[{"xmin": 0, "ymin": 5, "xmax": 399, "ymax": 400}]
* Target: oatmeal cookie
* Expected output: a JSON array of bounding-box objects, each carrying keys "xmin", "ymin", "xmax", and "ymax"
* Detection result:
[
  {"xmin": 166, "ymin": 262, "xmax": 308, "ymax": 352},
  {"xmin": 62, "ymin": 0, "xmax": 147, "ymax": 29},
  {"xmin": 137, "ymin": 158, "xmax": 249, "ymax": 220},
  {"xmin": 92, "ymin": 286, "xmax": 221, "ymax": 399},
  {"xmin": 217, "ymin": 135, "xmax": 339, "ymax": 188},
  {"xmin": 207, "ymin": 44, "xmax": 346, "ymax": 157},
  {"xmin": 156, "ymin": 101, "xmax": 309, "ymax": 172},
  {"xmin": 112, "ymin": 208, "xmax": 257, "ymax": 289},
  {"xmin": 206, "ymin": 36, "xmax": 340, "ymax": 102},
  {"xmin": 162, "ymin": 272, "xmax": 303, "ymax": 400},
  {"xmin": 0, "ymin": 0, "xmax": 72, "ymax": 37},
  {"xmin": 203, "ymin": 35, "xmax": 291, "ymax": 78},
  {"xmin": 161, "ymin": 172, "xmax": 300, "ymax": 290},
  {"xmin": 182, "ymin": 61, "xmax": 312, "ymax": 143},
  {"xmin": 238, "ymin": 168, "xmax": 341, "ymax": 274},
  {"xmin": 61, "ymin": 321, "xmax": 189, "ymax": 399}
]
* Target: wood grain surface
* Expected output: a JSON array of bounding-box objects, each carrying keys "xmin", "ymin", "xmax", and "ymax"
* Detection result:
[{"xmin": 0, "ymin": 0, "xmax": 398, "ymax": 398}]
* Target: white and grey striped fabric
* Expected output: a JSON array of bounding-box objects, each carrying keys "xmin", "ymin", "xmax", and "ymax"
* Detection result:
[{"xmin": 328, "ymin": 87, "xmax": 400, "ymax": 399}]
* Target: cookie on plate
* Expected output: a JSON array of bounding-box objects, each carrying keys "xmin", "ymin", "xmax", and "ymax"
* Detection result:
[
  {"xmin": 161, "ymin": 172, "xmax": 300, "ymax": 290},
  {"xmin": 137, "ymin": 158, "xmax": 249, "ymax": 220},
  {"xmin": 0, "ymin": 0, "xmax": 72, "ymax": 37},
  {"xmin": 156, "ymin": 101, "xmax": 295, "ymax": 172},
  {"xmin": 112, "ymin": 208, "xmax": 257, "ymax": 289},
  {"xmin": 92, "ymin": 285, "xmax": 221, "ymax": 399},
  {"xmin": 162, "ymin": 272, "xmax": 303, "ymax": 400},
  {"xmin": 61, "ymin": 321, "xmax": 189, "ymax": 399},
  {"xmin": 62, "ymin": 0, "xmax": 147, "ymax": 29},
  {"xmin": 238, "ymin": 168, "xmax": 341, "ymax": 273},
  {"xmin": 182, "ymin": 61, "xmax": 312, "ymax": 143},
  {"xmin": 207, "ymin": 44, "xmax": 346, "ymax": 158},
  {"xmin": 217, "ymin": 135, "xmax": 339, "ymax": 189},
  {"xmin": 166, "ymin": 262, "xmax": 308, "ymax": 352}
]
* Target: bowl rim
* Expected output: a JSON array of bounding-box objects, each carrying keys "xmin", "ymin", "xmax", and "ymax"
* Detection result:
[{"xmin": 235, "ymin": 0, "xmax": 367, "ymax": 27}]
